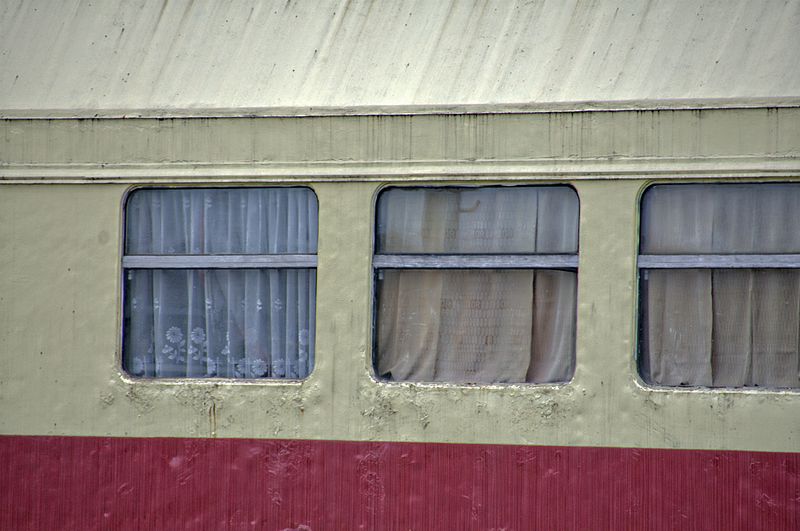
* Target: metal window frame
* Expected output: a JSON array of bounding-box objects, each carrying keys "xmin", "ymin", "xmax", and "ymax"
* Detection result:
[
  {"xmin": 371, "ymin": 185, "xmax": 580, "ymax": 386},
  {"xmin": 123, "ymin": 254, "xmax": 318, "ymax": 269},
  {"xmin": 636, "ymin": 183, "xmax": 800, "ymax": 391},
  {"xmin": 637, "ymin": 254, "xmax": 800, "ymax": 269},
  {"xmin": 120, "ymin": 186, "xmax": 319, "ymax": 380},
  {"xmin": 373, "ymin": 254, "xmax": 578, "ymax": 269},
  {"xmin": 371, "ymin": 252, "xmax": 579, "ymax": 383},
  {"xmin": 372, "ymin": 185, "xmax": 581, "ymax": 271}
]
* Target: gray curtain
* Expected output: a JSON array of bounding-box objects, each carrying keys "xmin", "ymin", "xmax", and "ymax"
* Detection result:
[
  {"xmin": 123, "ymin": 188, "xmax": 317, "ymax": 379},
  {"xmin": 640, "ymin": 184, "xmax": 800, "ymax": 388},
  {"xmin": 375, "ymin": 187, "xmax": 578, "ymax": 384}
]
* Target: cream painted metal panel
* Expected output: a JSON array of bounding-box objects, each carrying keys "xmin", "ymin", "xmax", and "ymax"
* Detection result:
[
  {"xmin": 1, "ymin": 179, "xmax": 800, "ymax": 452},
  {"xmin": 2, "ymin": 108, "xmax": 800, "ymax": 182},
  {"xmin": 0, "ymin": 104, "xmax": 799, "ymax": 451},
  {"xmin": 1, "ymin": 0, "xmax": 799, "ymax": 115}
]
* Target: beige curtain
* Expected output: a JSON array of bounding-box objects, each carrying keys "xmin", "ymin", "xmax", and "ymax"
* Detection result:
[
  {"xmin": 640, "ymin": 184, "xmax": 800, "ymax": 388},
  {"xmin": 376, "ymin": 187, "xmax": 578, "ymax": 384}
]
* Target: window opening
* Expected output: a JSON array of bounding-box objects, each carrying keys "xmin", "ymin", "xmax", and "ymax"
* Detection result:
[
  {"xmin": 373, "ymin": 186, "xmax": 579, "ymax": 384},
  {"xmin": 638, "ymin": 183, "xmax": 800, "ymax": 389},
  {"xmin": 122, "ymin": 187, "xmax": 318, "ymax": 379}
]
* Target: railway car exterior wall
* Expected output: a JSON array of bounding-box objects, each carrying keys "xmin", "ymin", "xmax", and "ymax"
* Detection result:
[{"xmin": 1, "ymin": 107, "xmax": 799, "ymax": 528}]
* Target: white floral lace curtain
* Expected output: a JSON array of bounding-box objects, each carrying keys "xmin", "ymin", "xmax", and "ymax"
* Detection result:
[
  {"xmin": 123, "ymin": 188, "xmax": 317, "ymax": 379},
  {"xmin": 640, "ymin": 184, "xmax": 800, "ymax": 388},
  {"xmin": 375, "ymin": 187, "xmax": 578, "ymax": 384}
]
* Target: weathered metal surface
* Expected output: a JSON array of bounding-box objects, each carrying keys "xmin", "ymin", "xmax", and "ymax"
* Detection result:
[
  {"xmin": 372, "ymin": 254, "xmax": 579, "ymax": 269},
  {"xmin": 639, "ymin": 254, "xmax": 800, "ymax": 268},
  {"xmin": 1, "ymin": 179, "xmax": 799, "ymax": 452},
  {"xmin": 1, "ymin": 436, "xmax": 798, "ymax": 530},
  {"xmin": 2, "ymin": 108, "xmax": 799, "ymax": 182},
  {"xmin": 1, "ymin": 0, "xmax": 799, "ymax": 115},
  {"xmin": 122, "ymin": 254, "xmax": 318, "ymax": 268}
]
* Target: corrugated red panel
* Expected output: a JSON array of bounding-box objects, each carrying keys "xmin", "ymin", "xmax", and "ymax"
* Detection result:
[{"xmin": 1, "ymin": 436, "xmax": 798, "ymax": 530}]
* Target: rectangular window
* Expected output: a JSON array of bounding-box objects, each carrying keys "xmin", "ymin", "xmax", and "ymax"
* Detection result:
[
  {"xmin": 122, "ymin": 188, "xmax": 318, "ymax": 379},
  {"xmin": 373, "ymin": 186, "xmax": 579, "ymax": 384},
  {"xmin": 639, "ymin": 183, "xmax": 800, "ymax": 389}
]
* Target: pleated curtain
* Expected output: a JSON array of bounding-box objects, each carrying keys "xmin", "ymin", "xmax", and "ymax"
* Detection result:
[
  {"xmin": 640, "ymin": 184, "xmax": 800, "ymax": 388},
  {"xmin": 123, "ymin": 188, "xmax": 317, "ymax": 379},
  {"xmin": 375, "ymin": 186, "xmax": 578, "ymax": 384}
]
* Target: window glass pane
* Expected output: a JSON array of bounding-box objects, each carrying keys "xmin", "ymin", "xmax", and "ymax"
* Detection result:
[
  {"xmin": 123, "ymin": 269, "xmax": 316, "ymax": 379},
  {"xmin": 640, "ymin": 184, "xmax": 800, "ymax": 254},
  {"xmin": 376, "ymin": 186, "xmax": 578, "ymax": 254},
  {"xmin": 640, "ymin": 183, "xmax": 800, "ymax": 389},
  {"xmin": 376, "ymin": 269, "xmax": 576, "ymax": 384},
  {"xmin": 639, "ymin": 268, "xmax": 800, "ymax": 389},
  {"xmin": 126, "ymin": 188, "xmax": 318, "ymax": 255}
]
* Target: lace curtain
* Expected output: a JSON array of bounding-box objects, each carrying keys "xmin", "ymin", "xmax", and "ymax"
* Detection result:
[
  {"xmin": 640, "ymin": 184, "xmax": 800, "ymax": 388},
  {"xmin": 375, "ymin": 187, "xmax": 578, "ymax": 384},
  {"xmin": 123, "ymin": 188, "xmax": 317, "ymax": 379}
]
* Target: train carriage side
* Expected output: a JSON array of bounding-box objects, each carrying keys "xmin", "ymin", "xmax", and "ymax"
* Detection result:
[{"xmin": 2, "ymin": 1, "xmax": 800, "ymax": 529}]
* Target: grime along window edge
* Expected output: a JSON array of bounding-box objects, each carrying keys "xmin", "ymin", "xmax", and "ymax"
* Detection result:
[
  {"xmin": 122, "ymin": 187, "xmax": 318, "ymax": 379},
  {"xmin": 373, "ymin": 185, "xmax": 579, "ymax": 384}
]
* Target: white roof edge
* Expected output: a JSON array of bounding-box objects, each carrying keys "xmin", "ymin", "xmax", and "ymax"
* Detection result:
[{"xmin": 3, "ymin": 98, "xmax": 800, "ymax": 120}]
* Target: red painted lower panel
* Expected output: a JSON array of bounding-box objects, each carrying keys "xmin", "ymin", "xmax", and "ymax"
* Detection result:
[{"xmin": 1, "ymin": 436, "xmax": 798, "ymax": 530}]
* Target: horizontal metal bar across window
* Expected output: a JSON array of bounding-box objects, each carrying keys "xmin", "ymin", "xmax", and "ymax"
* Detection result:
[
  {"xmin": 638, "ymin": 254, "xmax": 800, "ymax": 269},
  {"xmin": 373, "ymin": 254, "xmax": 578, "ymax": 269},
  {"xmin": 122, "ymin": 254, "xmax": 318, "ymax": 269}
]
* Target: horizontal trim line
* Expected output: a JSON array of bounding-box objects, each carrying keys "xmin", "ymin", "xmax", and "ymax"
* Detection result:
[
  {"xmin": 123, "ymin": 254, "xmax": 317, "ymax": 269},
  {"xmin": 3, "ymin": 158, "xmax": 800, "ymax": 182},
  {"xmin": 638, "ymin": 254, "xmax": 800, "ymax": 269},
  {"xmin": 4, "ymin": 170, "xmax": 800, "ymax": 185},
  {"xmin": 373, "ymin": 254, "xmax": 578, "ymax": 269},
  {"xmin": 2, "ymin": 97, "xmax": 800, "ymax": 119}
]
